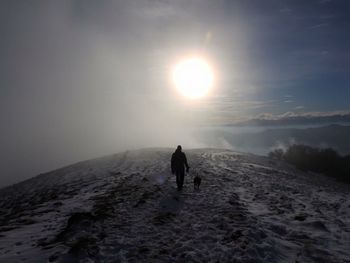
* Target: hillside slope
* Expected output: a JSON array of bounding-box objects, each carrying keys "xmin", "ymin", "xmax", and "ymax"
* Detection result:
[{"xmin": 0, "ymin": 149, "xmax": 349, "ymax": 262}]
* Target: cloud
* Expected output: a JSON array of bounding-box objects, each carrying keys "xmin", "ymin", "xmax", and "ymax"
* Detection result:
[
  {"xmin": 319, "ymin": 0, "xmax": 332, "ymax": 4},
  {"xmin": 308, "ymin": 23, "xmax": 329, "ymax": 29},
  {"xmin": 226, "ymin": 110, "xmax": 350, "ymax": 126},
  {"xmin": 279, "ymin": 8, "xmax": 292, "ymax": 13}
]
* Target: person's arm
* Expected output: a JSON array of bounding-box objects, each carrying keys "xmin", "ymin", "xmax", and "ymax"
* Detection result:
[
  {"xmin": 171, "ymin": 153, "xmax": 175, "ymax": 174},
  {"xmin": 183, "ymin": 153, "xmax": 189, "ymax": 172}
]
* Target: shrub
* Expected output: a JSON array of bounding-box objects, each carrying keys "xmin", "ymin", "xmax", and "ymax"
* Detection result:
[
  {"xmin": 268, "ymin": 148, "xmax": 284, "ymax": 160},
  {"xmin": 269, "ymin": 144, "xmax": 350, "ymax": 183}
]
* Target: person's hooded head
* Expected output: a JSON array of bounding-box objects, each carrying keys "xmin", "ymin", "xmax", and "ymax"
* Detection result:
[{"xmin": 176, "ymin": 145, "xmax": 182, "ymax": 152}]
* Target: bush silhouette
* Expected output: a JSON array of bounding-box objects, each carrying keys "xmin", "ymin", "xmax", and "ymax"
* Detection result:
[
  {"xmin": 269, "ymin": 144, "xmax": 350, "ymax": 183},
  {"xmin": 268, "ymin": 148, "xmax": 284, "ymax": 160}
]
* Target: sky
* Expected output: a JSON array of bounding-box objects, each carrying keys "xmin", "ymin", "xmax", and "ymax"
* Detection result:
[{"xmin": 1, "ymin": 0, "xmax": 350, "ymax": 186}]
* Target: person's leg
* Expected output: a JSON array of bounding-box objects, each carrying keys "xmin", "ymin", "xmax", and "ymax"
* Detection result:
[
  {"xmin": 179, "ymin": 171, "xmax": 185, "ymax": 189},
  {"xmin": 176, "ymin": 171, "xmax": 181, "ymax": 190}
]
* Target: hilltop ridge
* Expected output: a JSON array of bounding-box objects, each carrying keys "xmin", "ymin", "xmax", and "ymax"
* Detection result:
[{"xmin": 0, "ymin": 148, "xmax": 349, "ymax": 262}]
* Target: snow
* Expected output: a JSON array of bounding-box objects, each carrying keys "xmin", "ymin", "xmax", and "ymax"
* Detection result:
[{"xmin": 0, "ymin": 148, "xmax": 349, "ymax": 262}]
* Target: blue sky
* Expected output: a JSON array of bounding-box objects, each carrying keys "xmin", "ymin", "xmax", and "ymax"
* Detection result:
[{"xmin": 210, "ymin": 0, "xmax": 350, "ymax": 120}]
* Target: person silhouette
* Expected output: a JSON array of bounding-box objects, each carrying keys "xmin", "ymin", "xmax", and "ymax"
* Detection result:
[{"xmin": 171, "ymin": 145, "xmax": 189, "ymax": 190}]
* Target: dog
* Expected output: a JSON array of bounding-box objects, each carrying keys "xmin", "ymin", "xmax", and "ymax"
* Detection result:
[{"xmin": 193, "ymin": 175, "xmax": 201, "ymax": 190}]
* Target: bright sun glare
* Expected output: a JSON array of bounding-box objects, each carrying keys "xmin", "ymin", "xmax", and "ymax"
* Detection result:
[{"xmin": 172, "ymin": 57, "xmax": 214, "ymax": 99}]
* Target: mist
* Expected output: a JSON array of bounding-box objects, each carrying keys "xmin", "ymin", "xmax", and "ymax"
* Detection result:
[{"xmin": 1, "ymin": 1, "xmax": 219, "ymax": 187}]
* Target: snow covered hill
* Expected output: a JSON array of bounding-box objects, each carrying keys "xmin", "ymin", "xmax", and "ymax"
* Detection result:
[{"xmin": 0, "ymin": 148, "xmax": 349, "ymax": 262}]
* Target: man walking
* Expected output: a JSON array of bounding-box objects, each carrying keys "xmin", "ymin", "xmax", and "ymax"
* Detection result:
[{"xmin": 171, "ymin": 145, "xmax": 189, "ymax": 190}]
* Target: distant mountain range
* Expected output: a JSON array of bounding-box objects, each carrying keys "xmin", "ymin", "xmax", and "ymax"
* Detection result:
[
  {"xmin": 227, "ymin": 114, "xmax": 350, "ymax": 127},
  {"xmin": 199, "ymin": 124, "xmax": 350, "ymax": 155}
]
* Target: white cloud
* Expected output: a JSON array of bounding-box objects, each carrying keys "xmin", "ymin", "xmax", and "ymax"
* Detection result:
[{"xmin": 308, "ymin": 23, "xmax": 328, "ymax": 29}]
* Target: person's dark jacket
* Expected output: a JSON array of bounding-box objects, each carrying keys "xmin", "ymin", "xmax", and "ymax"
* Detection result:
[{"xmin": 171, "ymin": 149, "xmax": 189, "ymax": 174}]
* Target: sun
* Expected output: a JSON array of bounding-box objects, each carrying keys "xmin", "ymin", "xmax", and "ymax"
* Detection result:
[{"xmin": 172, "ymin": 57, "xmax": 214, "ymax": 99}]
